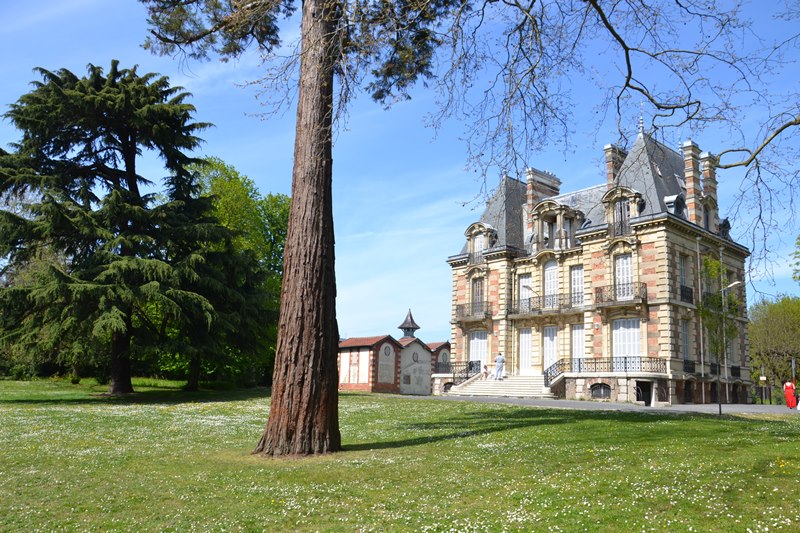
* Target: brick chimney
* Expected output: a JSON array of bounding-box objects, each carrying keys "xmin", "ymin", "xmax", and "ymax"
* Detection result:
[
  {"xmin": 603, "ymin": 144, "xmax": 627, "ymax": 189},
  {"xmin": 682, "ymin": 140, "xmax": 702, "ymax": 225},
  {"xmin": 700, "ymin": 152, "xmax": 719, "ymax": 233}
]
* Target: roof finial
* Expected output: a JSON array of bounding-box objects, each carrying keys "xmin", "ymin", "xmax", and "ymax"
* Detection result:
[
  {"xmin": 398, "ymin": 309, "xmax": 421, "ymax": 338},
  {"xmin": 638, "ymin": 102, "xmax": 645, "ymax": 134}
]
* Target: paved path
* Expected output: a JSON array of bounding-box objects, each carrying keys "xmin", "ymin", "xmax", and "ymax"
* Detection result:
[{"xmin": 414, "ymin": 394, "xmax": 797, "ymax": 416}]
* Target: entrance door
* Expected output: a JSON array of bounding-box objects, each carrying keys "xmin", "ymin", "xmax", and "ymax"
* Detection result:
[
  {"xmin": 469, "ymin": 330, "xmax": 488, "ymax": 369},
  {"xmin": 543, "ymin": 326, "xmax": 558, "ymax": 371},
  {"xmin": 518, "ymin": 328, "xmax": 533, "ymax": 375}
]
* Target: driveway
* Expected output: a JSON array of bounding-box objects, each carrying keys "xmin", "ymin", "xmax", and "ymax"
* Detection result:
[{"xmin": 420, "ymin": 394, "xmax": 796, "ymax": 416}]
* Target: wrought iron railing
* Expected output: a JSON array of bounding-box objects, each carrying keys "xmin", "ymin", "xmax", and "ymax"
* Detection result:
[
  {"xmin": 683, "ymin": 360, "xmax": 696, "ymax": 373},
  {"xmin": 730, "ymin": 365, "xmax": 741, "ymax": 378},
  {"xmin": 435, "ymin": 361, "xmax": 482, "ymax": 386},
  {"xmin": 709, "ymin": 362, "xmax": 719, "ymax": 375},
  {"xmin": 594, "ymin": 282, "xmax": 647, "ymax": 306},
  {"xmin": 468, "ymin": 251, "xmax": 484, "ymax": 264},
  {"xmin": 611, "ymin": 219, "xmax": 631, "ymax": 237},
  {"xmin": 455, "ymin": 301, "xmax": 490, "ymax": 320},
  {"xmin": 544, "ymin": 356, "xmax": 667, "ymax": 386},
  {"xmin": 509, "ymin": 293, "xmax": 583, "ymax": 315},
  {"xmin": 680, "ymin": 285, "xmax": 694, "ymax": 304}
]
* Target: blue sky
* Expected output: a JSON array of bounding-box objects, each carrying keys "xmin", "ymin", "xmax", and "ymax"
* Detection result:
[{"xmin": 1, "ymin": 1, "xmax": 798, "ymax": 343}]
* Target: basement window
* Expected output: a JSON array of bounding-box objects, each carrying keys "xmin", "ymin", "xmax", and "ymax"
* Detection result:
[{"xmin": 590, "ymin": 383, "xmax": 611, "ymax": 399}]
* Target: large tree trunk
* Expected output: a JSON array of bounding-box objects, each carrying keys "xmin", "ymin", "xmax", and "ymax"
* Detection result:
[
  {"xmin": 109, "ymin": 327, "xmax": 134, "ymax": 395},
  {"xmin": 253, "ymin": 0, "xmax": 341, "ymax": 456},
  {"xmin": 186, "ymin": 352, "xmax": 201, "ymax": 392}
]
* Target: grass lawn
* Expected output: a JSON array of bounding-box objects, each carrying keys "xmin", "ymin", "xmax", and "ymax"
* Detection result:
[{"xmin": 1, "ymin": 379, "xmax": 799, "ymax": 532}]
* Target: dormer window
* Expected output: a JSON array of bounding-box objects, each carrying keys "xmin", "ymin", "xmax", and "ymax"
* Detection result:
[{"xmin": 613, "ymin": 198, "xmax": 631, "ymax": 236}]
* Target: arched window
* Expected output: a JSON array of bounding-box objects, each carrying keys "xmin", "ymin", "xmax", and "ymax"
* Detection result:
[{"xmin": 590, "ymin": 383, "xmax": 611, "ymax": 399}]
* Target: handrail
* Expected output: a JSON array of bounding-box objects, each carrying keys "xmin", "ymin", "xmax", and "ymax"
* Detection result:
[{"xmin": 544, "ymin": 356, "xmax": 667, "ymax": 386}]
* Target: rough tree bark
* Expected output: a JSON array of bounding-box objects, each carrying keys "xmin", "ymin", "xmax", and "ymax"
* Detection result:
[
  {"xmin": 253, "ymin": 0, "xmax": 341, "ymax": 456},
  {"xmin": 109, "ymin": 325, "xmax": 134, "ymax": 395}
]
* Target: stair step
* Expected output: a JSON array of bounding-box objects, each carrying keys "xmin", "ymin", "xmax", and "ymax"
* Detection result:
[{"xmin": 448, "ymin": 375, "xmax": 556, "ymax": 399}]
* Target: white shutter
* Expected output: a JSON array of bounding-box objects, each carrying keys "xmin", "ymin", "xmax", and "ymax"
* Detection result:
[
  {"xmin": 519, "ymin": 274, "xmax": 532, "ymax": 313},
  {"xmin": 615, "ymin": 254, "xmax": 633, "ymax": 300},
  {"xmin": 519, "ymin": 328, "xmax": 532, "ymax": 375},
  {"xmin": 570, "ymin": 265, "xmax": 584, "ymax": 306},
  {"xmin": 544, "ymin": 260, "xmax": 558, "ymax": 309},
  {"xmin": 571, "ymin": 324, "xmax": 585, "ymax": 372},
  {"xmin": 469, "ymin": 331, "xmax": 488, "ymax": 368},
  {"xmin": 543, "ymin": 326, "xmax": 558, "ymax": 370}
]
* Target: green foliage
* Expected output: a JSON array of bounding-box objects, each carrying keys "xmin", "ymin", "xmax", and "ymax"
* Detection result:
[
  {"xmin": 0, "ymin": 62, "xmax": 275, "ymax": 390},
  {"xmin": 697, "ymin": 256, "xmax": 741, "ymax": 368},
  {"xmin": 1, "ymin": 383, "xmax": 799, "ymax": 530},
  {"xmin": 749, "ymin": 295, "xmax": 800, "ymax": 384},
  {"xmin": 141, "ymin": 0, "xmax": 465, "ymax": 104}
]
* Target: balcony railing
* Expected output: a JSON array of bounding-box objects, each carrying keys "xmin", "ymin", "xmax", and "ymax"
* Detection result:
[
  {"xmin": 594, "ymin": 282, "xmax": 647, "ymax": 307},
  {"xmin": 468, "ymin": 251, "xmax": 484, "ymax": 264},
  {"xmin": 679, "ymin": 285, "xmax": 694, "ymax": 304},
  {"xmin": 730, "ymin": 365, "xmax": 741, "ymax": 378},
  {"xmin": 544, "ymin": 356, "xmax": 667, "ymax": 386},
  {"xmin": 455, "ymin": 301, "xmax": 490, "ymax": 320},
  {"xmin": 434, "ymin": 360, "xmax": 482, "ymax": 386},
  {"xmin": 683, "ymin": 360, "xmax": 696, "ymax": 373},
  {"xmin": 611, "ymin": 219, "xmax": 631, "ymax": 237},
  {"xmin": 709, "ymin": 362, "xmax": 719, "ymax": 375},
  {"xmin": 509, "ymin": 293, "xmax": 585, "ymax": 315}
]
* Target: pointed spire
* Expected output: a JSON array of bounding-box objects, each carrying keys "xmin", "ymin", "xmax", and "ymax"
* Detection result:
[{"xmin": 398, "ymin": 309, "xmax": 421, "ymax": 338}]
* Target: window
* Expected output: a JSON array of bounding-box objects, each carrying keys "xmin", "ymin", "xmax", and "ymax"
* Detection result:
[
  {"xmin": 564, "ymin": 218, "xmax": 573, "ymax": 248},
  {"xmin": 519, "ymin": 328, "xmax": 532, "ymax": 374},
  {"xmin": 614, "ymin": 198, "xmax": 630, "ymax": 235},
  {"xmin": 679, "ymin": 254, "xmax": 688, "ymax": 287},
  {"xmin": 471, "ymin": 278, "xmax": 484, "ymax": 315},
  {"xmin": 571, "ymin": 324, "xmax": 584, "ymax": 372},
  {"xmin": 543, "ymin": 260, "xmax": 558, "ymax": 309},
  {"xmin": 590, "ymin": 383, "xmax": 611, "ymax": 399},
  {"xmin": 543, "ymin": 326, "xmax": 558, "ymax": 370},
  {"xmin": 518, "ymin": 274, "xmax": 532, "ymax": 313},
  {"xmin": 703, "ymin": 207, "xmax": 710, "ymax": 230},
  {"xmin": 680, "ymin": 320, "xmax": 690, "ymax": 361},
  {"xmin": 614, "ymin": 254, "xmax": 633, "ymax": 300},
  {"xmin": 612, "ymin": 318, "xmax": 640, "ymax": 358},
  {"xmin": 473, "ymin": 233, "xmax": 485, "ymax": 253},
  {"xmin": 469, "ymin": 330, "xmax": 488, "ymax": 368},
  {"xmin": 570, "ymin": 265, "xmax": 584, "ymax": 306}
]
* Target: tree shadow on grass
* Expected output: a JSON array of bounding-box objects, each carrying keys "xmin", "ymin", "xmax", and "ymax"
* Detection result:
[
  {"xmin": 0, "ymin": 384, "xmax": 270, "ymax": 406},
  {"xmin": 342, "ymin": 403, "xmax": 788, "ymax": 452}
]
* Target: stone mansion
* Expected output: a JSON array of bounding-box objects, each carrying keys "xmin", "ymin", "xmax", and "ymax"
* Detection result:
[{"xmin": 447, "ymin": 131, "xmax": 751, "ymax": 405}]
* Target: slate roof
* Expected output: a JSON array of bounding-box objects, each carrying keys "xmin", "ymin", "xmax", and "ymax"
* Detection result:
[
  {"xmin": 460, "ymin": 176, "xmax": 527, "ymax": 253},
  {"xmin": 457, "ymin": 132, "xmax": 690, "ymax": 251},
  {"xmin": 398, "ymin": 309, "xmax": 421, "ymax": 335},
  {"xmin": 613, "ymin": 132, "xmax": 686, "ymax": 217}
]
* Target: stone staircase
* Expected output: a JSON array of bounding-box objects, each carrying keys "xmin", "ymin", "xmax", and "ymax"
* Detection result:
[{"xmin": 448, "ymin": 374, "xmax": 556, "ymax": 399}]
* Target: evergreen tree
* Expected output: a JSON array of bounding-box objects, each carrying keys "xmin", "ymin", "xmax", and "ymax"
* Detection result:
[{"xmin": 0, "ymin": 61, "xmax": 262, "ymax": 394}]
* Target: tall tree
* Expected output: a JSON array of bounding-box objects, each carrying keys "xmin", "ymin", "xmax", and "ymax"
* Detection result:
[
  {"xmin": 193, "ymin": 157, "xmax": 290, "ymax": 385},
  {"xmin": 142, "ymin": 0, "xmax": 800, "ymax": 455},
  {"xmin": 749, "ymin": 295, "xmax": 800, "ymax": 387},
  {"xmin": 0, "ymin": 61, "xmax": 240, "ymax": 394}
]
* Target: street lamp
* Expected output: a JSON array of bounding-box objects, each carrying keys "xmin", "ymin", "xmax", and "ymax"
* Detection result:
[{"xmin": 718, "ymin": 279, "xmax": 742, "ymax": 416}]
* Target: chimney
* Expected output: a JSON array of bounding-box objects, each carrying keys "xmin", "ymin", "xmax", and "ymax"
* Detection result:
[
  {"xmin": 525, "ymin": 167, "xmax": 561, "ymax": 203},
  {"xmin": 700, "ymin": 152, "xmax": 719, "ymax": 233},
  {"xmin": 603, "ymin": 144, "xmax": 627, "ymax": 188},
  {"xmin": 682, "ymin": 140, "xmax": 702, "ymax": 225}
]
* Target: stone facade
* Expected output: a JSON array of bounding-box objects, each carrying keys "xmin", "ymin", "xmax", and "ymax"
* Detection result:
[{"xmin": 447, "ymin": 132, "xmax": 751, "ymax": 405}]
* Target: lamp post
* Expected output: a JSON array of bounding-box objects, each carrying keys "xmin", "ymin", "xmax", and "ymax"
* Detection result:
[{"xmin": 718, "ymin": 279, "xmax": 742, "ymax": 416}]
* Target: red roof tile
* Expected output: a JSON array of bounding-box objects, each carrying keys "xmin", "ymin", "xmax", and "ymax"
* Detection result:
[{"xmin": 338, "ymin": 335, "xmax": 393, "ymax": 348}]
